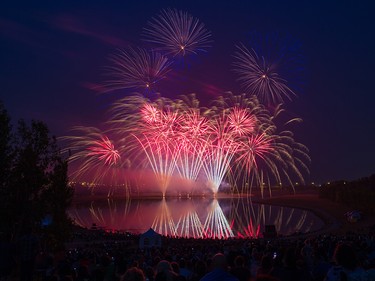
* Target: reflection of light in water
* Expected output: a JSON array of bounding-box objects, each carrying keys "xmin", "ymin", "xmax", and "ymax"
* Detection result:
[
  {"xmin": 69, "ymin": 198, "xmax": 132, "ymax": 231},
  {"xmin": 174, "ymin": 199, "xmax": 204, "ymax": 238},
  {"xmin": 68, "ymin": 197, "xmax": 322, "ymax": 238},
  {"xmin": 203, "ymin": 199, "xmax": 234, "ymax": 239},
  {"xmin": 176, "ymin": 211, "xmax": 203, "ymax": 239},
  {"xmin": 229, "ymin": 197, "xmax": 312, "ymax": 238},
  {"xmin": 151, "ymin": 198, "xmax": 178, "ymax": 237},
  {"xmin": 230, "ymin": 197, "xmax": 261, "ymax": 238}
]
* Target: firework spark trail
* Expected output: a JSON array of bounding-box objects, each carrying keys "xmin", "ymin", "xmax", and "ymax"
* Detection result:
[
  {"xmin": 228, "ymin": 101, "xmax": 310, "ymax": 196},
  {"xmin": 61, "ymin": 7, "xmax": 311, "ymax": 198},
  {"xmin": 87, "ymin": 135, "xmax": 120, "ymax": 166},
  {"xmin": 133, "ymin": 134, "xmax": 179, "ymax": 197},
  {"xmin": 142, "ymin": 8, "xmax": 212, "ymax": 57},
  {"xmin": 201, "ymin": 113, "xmax": 240, "ymax": 193},
  {"xmin": 174, "ymin": 110, "xmax": 210, "ymax": 181},
  {"xmin": 233, "ymin": 44, "xmax": 297, "ymax": 104},
  {"xmin": 203, "ymin": 200, "xmax": 234, "ymax": 239},
  {"xmin": 234, "ymin": 132, "xmax": 278, "ymax": 195},
  {"xmin": 106, "ymin": 47, "xmax": 172, "ymax": 92},
  {"xmin": 202, "ymin": 140, "xmax": 237, "ymax": 193},
  {"xmin": 63, "ymin": 90, "xmax": 309, "ymax": 197},
  {"xmin": 228, "ymin": 107, "xmax": 257, "ymax": 136}
]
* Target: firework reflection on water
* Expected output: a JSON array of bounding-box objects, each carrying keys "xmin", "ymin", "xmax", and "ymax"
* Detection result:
[{"xmin": 68, "ymin": 197, "xmax": 323, "ymax": 238}]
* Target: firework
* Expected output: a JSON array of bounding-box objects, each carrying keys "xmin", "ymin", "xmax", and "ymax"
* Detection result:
[
  {"xmin": 245, "ymin": 31, "xmax": 305, "ymax": 94},
  {"xmin": 229, "ymin": 102, "xmax": 310, "ymax": 196},
  {"xmin": 106, "ymin": 46, "xmax": 172, "ymax": 92},
  {"xmin": 60, "ymin": 126, "xmax": 129, "ymax": 188},
  {"xmin": 133, "ymin": 134, "xmax": 178, "ymax": 197},
  {"xmin": 87, "ymin": 135, "xmax": 120, "ymax": 166},
  {"xmin": 63, "ymin": 89, "xmax": 309, "ymax": 198},
  {"xmin": 233, "ymin": 44, "xmax": 297, "ymax": 104},
  {"xmin": 142, "ymin": 8, "xmax": 212, "ymax": 57}
]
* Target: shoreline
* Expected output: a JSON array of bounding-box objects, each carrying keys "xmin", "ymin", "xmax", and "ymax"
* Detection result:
[{"xmin": 252, "ymin": 192, "xmax": 375, "ymax": 235}]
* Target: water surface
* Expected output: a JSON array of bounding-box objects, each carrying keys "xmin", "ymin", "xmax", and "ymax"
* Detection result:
[{"xmin": 68, "ymin": 197, "xmax": 324, "ymax": 239}]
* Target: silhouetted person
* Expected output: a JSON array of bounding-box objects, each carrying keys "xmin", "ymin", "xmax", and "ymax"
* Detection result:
[
  {"xmin": 190, "ymin": 260, "xmax": 206, "ymax": 281},
  {"xmin": 121, "ymin": 267, "xmax": 146, "ymax": 281},
  {"xmin": 271, "ymin": 247, "xmax": 303, "ymax": 281},
  {"xmin": 324, "ymin": 243, "xmax": 368, "ymax": 281},
  {"xmin": 257, "ymin": 255, "xmax": 273, "ymax": 276},
  {"xmin": 200, "ymin": 253, "xmax": 239, "ymax": 281},
  {"xmin": 155, "ymin": 260, "xmax": 178, "ymax": 281},
  {"xmin": 230, "ymin": 255, "xmax": 251, "ymax": 281},
  {"xmin": 171, "ymin": 261, "xmax": 187, "ymax": 281},
  {"xmin": 178, "ymin": 258, "xmax": 192, "ymax": 280}
]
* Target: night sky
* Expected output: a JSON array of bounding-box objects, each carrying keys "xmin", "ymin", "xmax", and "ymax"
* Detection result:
[{"xmin": 1, "ymin": 1, "xmax": 374, "ymax": 185}]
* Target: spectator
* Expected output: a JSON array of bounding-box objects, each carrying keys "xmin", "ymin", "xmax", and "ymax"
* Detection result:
[
  {"xmin": 155, "ymin": 260, "xmax": 178, "ymax": 281},
  {"xmin": 178, "ymin": 258, "xmax": 192, "ymax": 280},
  {"xmin": 230, "ymin": 255, "xmax": 251, "ymax": 281},
  {"xmin": 324, "ymin": 243, "xmax": 368, "ymax": 281},
  {"xmin": 122, "ymin": 267, "xmax": 146, "ymax": 281},
  {"xmin": 171, "ymin": 261, "xmax": 187, "ymax": 281},
  {"xmin": 200, "ymin": 253, "xmax": 239, "ymax": 281},
  {"xmin": 190, "ymin": 260, "xmax": 206, "ymax": 281},
  {"xmin": 257, "ymin": 255, "xmax": 273, "ymax": 276}
]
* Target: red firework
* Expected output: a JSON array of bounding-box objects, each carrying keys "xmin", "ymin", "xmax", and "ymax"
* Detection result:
[
  {"xmin": 228, "ymin": 107, "xmax": 257, "ymax": 136},
  {"xmin": 87, "ymin": 135, "xmax": 121, "ymax": 166}
]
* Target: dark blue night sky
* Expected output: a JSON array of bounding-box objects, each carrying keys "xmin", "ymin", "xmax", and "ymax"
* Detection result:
[{"xmin": 1, "ymin": 1, "xmax": 374, "ymax": 184}]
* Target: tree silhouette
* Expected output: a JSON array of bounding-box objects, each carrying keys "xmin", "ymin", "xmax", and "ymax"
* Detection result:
[{"xmin": 0, "ymin": 101, "xmax": 73, "ymax": 248}]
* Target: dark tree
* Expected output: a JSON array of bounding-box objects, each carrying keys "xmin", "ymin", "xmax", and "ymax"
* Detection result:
[
  {"xmin": 0, "ymin": 101, "xmax": 74, "ymax": 248},
  {"xmin": 0, "ymin": 102, "xmax": 14, "ymax": 234}
]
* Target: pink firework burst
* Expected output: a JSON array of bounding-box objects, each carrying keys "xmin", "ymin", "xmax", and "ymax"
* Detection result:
[
  {"xmin": 87, "ymin": 135, "xmax": 121, "ymax": 166},
  {"xmin": 141, "ymin": 103, "xmax": 162, "ymax": 125},
  {"xmin": 228, "ymin": 107, "xmax": 257, "ymax": 136},
  {"xmin": 236, "ymin": 132, "xmax": 274, "ymax": 171}
]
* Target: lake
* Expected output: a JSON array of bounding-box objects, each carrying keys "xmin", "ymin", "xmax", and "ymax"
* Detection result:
[{"xmin": 68, "ymin": 197, "xmax": 324, "ymax": 239}]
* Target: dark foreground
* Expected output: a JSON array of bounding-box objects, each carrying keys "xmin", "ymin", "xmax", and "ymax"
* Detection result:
[{"xmin": 2, "ymin": 192, "xmax": 375, "ymax": 281}]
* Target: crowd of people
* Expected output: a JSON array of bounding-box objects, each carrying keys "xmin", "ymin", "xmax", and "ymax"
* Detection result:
[{"xmin": 1, "ymin": 225, "xmax": 375, "ymax": 281}]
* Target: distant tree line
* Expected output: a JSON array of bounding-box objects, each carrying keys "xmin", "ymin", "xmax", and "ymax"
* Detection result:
[
  {"xmin": 0, "ymin": 101, "xmax": 74, "ymax": 249},
  {"xmin": 319, "ymin": 174, "xmax": 375, "ymax": 213}
]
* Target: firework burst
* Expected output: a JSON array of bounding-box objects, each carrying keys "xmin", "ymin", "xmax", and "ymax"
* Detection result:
[
  {"xmin": 106, "ymin": 47, "xmax": 172, "ymax": 92},
  {"xmin": 233, "ymin": 44, "xmax": 297, "ymax": 104},
  {"xmin": 60, "ymin": 126, "xmax": 128, "ymax": 188},
  {"xmin": 142, "ymin": 8, "xmax": 212, "ymax": 57}
]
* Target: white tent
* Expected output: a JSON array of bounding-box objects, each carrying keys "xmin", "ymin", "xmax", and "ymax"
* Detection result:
[{"xmin": 139, "ymin": 228, "xmax": 162, "ymax": 249}]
